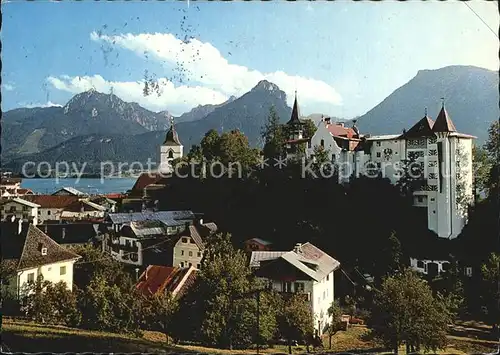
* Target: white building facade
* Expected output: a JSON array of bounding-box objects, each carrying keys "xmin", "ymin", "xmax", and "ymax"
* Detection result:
[{"xmin": 287, "ymin": 102, "xmax": 475, "ymax": 240}]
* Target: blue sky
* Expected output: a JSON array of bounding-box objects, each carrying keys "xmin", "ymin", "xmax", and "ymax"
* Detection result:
[{"xmin": 2, "ymin": 0, "xmax": 498, "ymax": 118}]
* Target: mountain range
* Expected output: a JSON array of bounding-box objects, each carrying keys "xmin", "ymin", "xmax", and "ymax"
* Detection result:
[
  {"xmin": 2, "ymin": 65, "xmax": 497, "ymax": 173},
  {"xmin": 356, "ymin": 65, "xmax": 498, "ymax": 142}
]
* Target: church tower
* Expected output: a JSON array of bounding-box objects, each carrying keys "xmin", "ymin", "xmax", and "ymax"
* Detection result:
[
  {"xmin": 160, "ymin": 118, "xmax": 183, "ymax": 174},
  {"xmin": 286, "ymin": 91, "xmax": 304, "ymax": 140}
]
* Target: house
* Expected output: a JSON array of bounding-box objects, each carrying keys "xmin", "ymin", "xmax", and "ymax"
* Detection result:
[
  {"xmin": 1, "ymin": 219, "xmax": 81, "ymax": 298},
  {"xmin": 410, "ymin": 258, "xmax": 450, "ymax": 278},
  {"xmin": 60, "ymin": 199, "xmax": 107, "ymax": 221},
  {"xmin": 0, "ymin": 176, "xmax": 32, "ymax": 198},
  {"xmin": 244, "ymin": 238, "xmax": 272, "ymax": 252},
  {"xmin": 38, "ymin": 222, "xmax": 99, "ymax": 246},
  {"xmin": 286, "ymin": 96, "xmax": 475, "ymax": 240},
  {"xmin": 105, "ymin": 210, "xmax": 197, "ymax": 233},
  {"xmin": 87, "ymin": 195, "xmax": 117, "ymax": 213},
  {"xmin": 52, "ymin": 187, "xmax": 88, "ymax": 197},
  {"xmin": 105, "ymin": 218, "xmax": 216, "ymax": 269},
  {"xmin": 0, "ymin": 198, "xmax": 40, "ymax": 225},
  {"xmin": 22, "ymin": 195, "xmax": 80, "ymax": 223},
  {"xmin": 250, "ymin": 242, "xmax": 340, "ymax": 334},
  {"xmin": 136, "ymin": 265, "xmax": 197, "ymax": 298}
]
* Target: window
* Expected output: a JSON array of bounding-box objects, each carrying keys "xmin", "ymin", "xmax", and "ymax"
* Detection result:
[
  {"xmin": 189, "ymin": 251, "xmax": 193, "ymax": 257},
  {"xmin": 465, "ymin": 267, "xmax": 472, "ymax": 277},
  {"xmin": 307, "ymin": 141, "xmax": 312, "ymax": 149},
  {"xmin": 197, "ymin": 252, "xmax": 202, "ymax": 257},
  {"xmin": 180, "ymin": 262, "xmax": 184, "ymax": 267},
  {"xmin": 168, "ymin": 150, "xmax": 174, "ymax": 159},
  {"xmin": 60, "ymin": 266, "xmax": 66, "ymax": 275},
  {"xmin": 23, "ymin": 206, "xmax": 28, "ymax": 211},
  {"xmin": 9, "ymin": 206, "xmax": 16, "ymax": 212},
  {"xmin": 430, "ymin": 198, "xmax": 435, "ymax": 202},
  {"xmin": 197, "ymin": 264, "xmax": 201, "ymax": 269},
  {"xmin": 27, "ymin": 272, "xmax": 35, "ymax": 283},
  {"xmin": 376, "ymin": 141, "xmax": 381, "ymax": 147},
  {"xmin": 181, "ymin": 250, "xmax": 184, "ymax": 256},
  {"xmin": 294, "ymin": 282, "xmax": 305, "ymax": 293},
  {"xmin": 48, "ymin": 267, "xmax": 52, "ymax": 271},
  {"xmin": 188, "ymin": 263, "xmax": 192, "ymax": 267},
  {"xmin": 282, "ymin": 281, "xmax": 292, "ymax": 292},
  {"xmin": 181, "ymin": 237, "xmax": 188, "ymax": 243},
  {"xmin": 320, "ymin": 139, "xmax": 325, "ymax": 148},
  {"xmin": 417, "ymin": 196, "xmax": 423, "ymax": 203},
  {"xmin": 41, "ymin": 247, "xmax": 48, "ymax": 256},
  {"xmin": 417, "ymin": 260, "xmax": 424, "ymax": 268},
  {"xmin": 376, "ymin": 152, "xmax": 381, "ymax": 158},
  {"xmin": 47, "ymin": 210, "xmax": 51, "ymax": 216},
  {"xmin": 326, "ymin": 274, "xmax": 329, "ymax": 281},
  {"xmin": 190, "ymin": 239, "xmax": 195, "ymax": 244},
  {"xmin": 323, "ymin": 291, "xmax": 326, "ymax": 300},
  {"xmin": 38, "ymin": 210, "xmax": 41, "ymax": 214}
]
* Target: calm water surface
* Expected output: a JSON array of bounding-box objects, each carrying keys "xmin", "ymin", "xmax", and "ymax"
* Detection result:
[{"xmin": 21, "ymin": 178, "xmax": 137, "ymax": 195}]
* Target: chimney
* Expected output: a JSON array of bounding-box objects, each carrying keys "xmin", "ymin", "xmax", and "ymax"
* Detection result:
[
  {"xmin": 18, "ymin": 218, "xmax": 23, "ymax": 235},
  {"xmin": 62, "ymin": 227, "xmax": 66, "ymax": 240},
  {"xmin": 199, "ymin": 218, "xmax": 203, "ymax": 225},
  {"xmin": 337, "ymin": 122, "xmax": 345, "ymax": 128},
  {"xmin": 294, "ymin": 243, "xmax": 303, "ymax": 254},
  {"xmin": 324, "ymin": 117, "xmax": 331, "ymax": 124}
]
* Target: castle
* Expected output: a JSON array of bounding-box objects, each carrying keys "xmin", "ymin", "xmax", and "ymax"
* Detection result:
[{"xmin": 285, "ymin": 94, "xmax": 475, "ymax": 240}]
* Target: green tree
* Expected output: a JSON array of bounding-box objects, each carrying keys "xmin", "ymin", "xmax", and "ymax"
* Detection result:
[
  {"xmin": 370, "ymin": 269, "xmax": 452, "ymax": 354},
  {"xmin": 472, "ymin": 146, "xmax": 492, "ymax": 199},
  {"xmin": 146, "ymin": 292, "xmax": 178, "ymax": 344},
  {"xmin": 277, "ymin": 293, "xmax": 314, "ymax": 354},
  {"xmin": 262, "ymin": 106, "xmax": 287, "ymax": 159},
  {"xmin": 481, "ymin": 253, "xmax": 500, "ymax": 325},
  {"xmin": 200, "ymin": 129, "xmax": 221, "ymax": 161},
  {"xmin": 45, "ymin": 281, "xmax": 82, "ymax": 326},
  {"xmin": 302, "ymin": 119, "xmax": 317, "ymax": 138},
  {"xmin": 326, "ymin": 300, "xmax": 343, "ymax": 349},
  {"xmin": 376, "ymin": 231, "xmax": 403, "ymax": 280},
  {"xmin": 21, "ymin": 275, "xmax": 54, "ymax": 324},
  {"xmin": 198, "ymin": 233, "xmax": 253, "ymax": 348},
  {"xmin": 484, "ymin": 121, "xmax": 500, "ymax": 195}
]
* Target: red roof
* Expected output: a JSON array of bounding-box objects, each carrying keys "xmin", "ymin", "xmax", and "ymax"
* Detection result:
[
  {"xmin": 327, "ymin": 124, "xmax": 357, "ymax": 138},
  {"xmin": 17, "ymin": 188, "xmax": 33, "ymax": 195},
  {"xmin": 136, "ymin": 265, "xmax": 177, "ymax": 295},
  {"xmin": 136, "ymin": 265, "xmax": 197, "ymax": 297},
  {"xmin": 23, "ymin": 195, "xmax": 80, "ymax": 208},
  {"xmin": 105, "ymin": 193, "xmax": 125, "ymax": 199},
  {"xmin": 131, "ymin": 173, "xmax": 163, "ymax": 192}
]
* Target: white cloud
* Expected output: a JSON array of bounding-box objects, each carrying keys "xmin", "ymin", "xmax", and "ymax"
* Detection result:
[
  {"xmin": 89, "ymin": 31, "xmax": 343, "ymax": 111},
  {"xmin": 46, "ymin": 75, "xmax": 228, "ymax": 116},
  {"xmin": 2, "ymin": 83, "xmax": 15, "ymax": 91},
  {"xmin": 22, "ymin": 101, "xmax": 63, "ymax": 108}
]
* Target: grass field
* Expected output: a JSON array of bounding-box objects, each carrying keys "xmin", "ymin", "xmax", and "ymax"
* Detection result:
[{"xmin": 2, "ymin": 318, "xmax": 498, "ymax": 354}]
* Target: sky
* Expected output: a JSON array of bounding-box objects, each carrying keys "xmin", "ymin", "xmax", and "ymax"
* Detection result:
[{"xmin": 1, "ymin": 0, "xmax": 498, "ymax": 118}]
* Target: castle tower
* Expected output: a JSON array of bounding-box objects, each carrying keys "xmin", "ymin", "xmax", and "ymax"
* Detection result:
[
  {"xmin": 431, "ymin": 102, "xmax": 463, "ymax": 239},
  {"xmin": 160, "ymin": 118, "xmax": 183, "ymax": 174}
]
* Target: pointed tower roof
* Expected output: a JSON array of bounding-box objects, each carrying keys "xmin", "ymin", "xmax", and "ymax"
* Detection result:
[
  {"xmin": 432, "ymin": 104, "xmax": 456, "ymax": 133},
  {"xmin": 163, "ymin": 118, "xmax": 182, "ymax": 146},
  {"xmin": 286, "ymin": 91, "xmax": 303, "ymax": 126},
  {"xmin": 403, "ymin": 111, "xmax": 435, "ymax": 138}
]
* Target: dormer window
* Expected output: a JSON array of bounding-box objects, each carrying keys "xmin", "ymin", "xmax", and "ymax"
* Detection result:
[
  {"xmin": 182, "ymin": 237, "xmax": 188, "ymax": 243},
  {"xmin": 41, "ymin": 247, "xmax": 48, "ymax": 256}
]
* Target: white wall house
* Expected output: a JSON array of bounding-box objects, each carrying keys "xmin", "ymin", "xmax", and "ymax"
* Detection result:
[
  {"xmin": 0, "ymin": 198, "xmax": 40, "ymax": 225},
  {"xmin": 250, "ymin": 242, "xmax": 340, "ymax": 335},
  {"xmin": 410, "ymin": 258, "xmax": 450, "ymax": 276},
  {"xmin": 160, "ymin": 119, "xmax": 183, "ymax": 174},
  {"xmin": 286, "ymin": 101, "xmax": 475, "ymax": 240},
  {"xmin": 1, "ymin": 220, "xmax": 80, "ymax": 298}
]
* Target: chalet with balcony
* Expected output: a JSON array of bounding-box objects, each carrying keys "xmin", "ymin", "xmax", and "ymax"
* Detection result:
[{"xmin": 250, "ymin": 242, "xmax": 340, "ymax": 335}]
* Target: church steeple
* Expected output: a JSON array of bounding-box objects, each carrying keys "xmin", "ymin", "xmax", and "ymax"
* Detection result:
[
  {"xmin": 286, "ymin": 90, "xmax": 302, "ymax": 126},
  {"xmin": 163, "ymin": 117, "xmax": 182, "ymax": 146}
]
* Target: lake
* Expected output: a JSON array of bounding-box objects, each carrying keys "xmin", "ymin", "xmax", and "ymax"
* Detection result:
[{"xmin": 21, "ymin": 178, "xmax": 137, "ymax": 195}]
